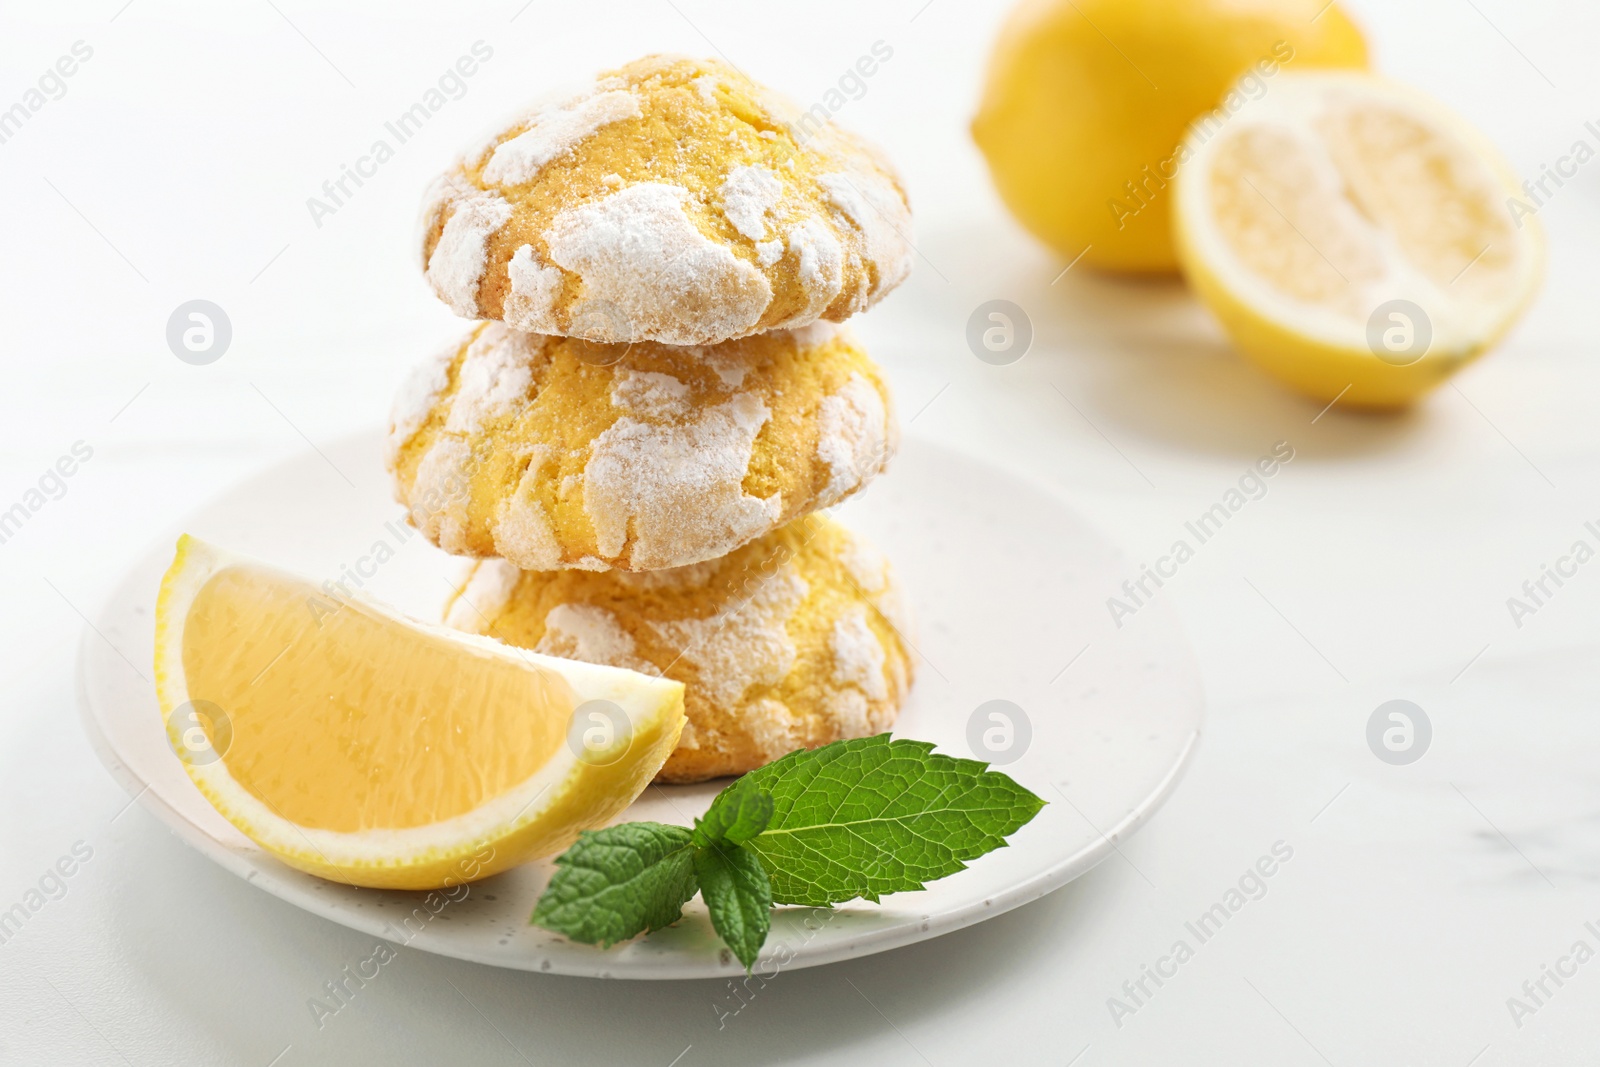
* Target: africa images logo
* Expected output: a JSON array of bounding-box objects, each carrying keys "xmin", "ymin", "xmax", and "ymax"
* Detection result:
[
  {"xmin": 305, "ymin": 41, "xmax": 494, "ymax": 228},
  {"xmin": 1107, "ymin": 442, "xmax": 1295, "ymax": 627}
]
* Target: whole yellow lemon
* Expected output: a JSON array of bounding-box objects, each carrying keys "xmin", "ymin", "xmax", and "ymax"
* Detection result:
[{"xmin": 971, "ymin": 0, "xmax": 1369, "ymax": 273}]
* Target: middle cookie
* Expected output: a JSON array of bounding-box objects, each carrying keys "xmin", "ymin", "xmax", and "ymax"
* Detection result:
[{"xmin": 387, "ymin": 321, "xmax": 897, "ymax": 572}]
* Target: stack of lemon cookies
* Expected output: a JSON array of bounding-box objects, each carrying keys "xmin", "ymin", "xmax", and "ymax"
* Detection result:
[{"xmin": 386, "ymin": 55, "xmax": 917, "ymax": 783}]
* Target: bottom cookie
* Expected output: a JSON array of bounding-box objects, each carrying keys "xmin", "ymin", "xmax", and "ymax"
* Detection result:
[{"xmin": 444, "ymin": 514, "xmax": 914, "ymax": 783}]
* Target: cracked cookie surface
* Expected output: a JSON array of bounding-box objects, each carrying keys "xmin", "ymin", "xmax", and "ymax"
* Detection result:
[
  {"xmin": 387, "ymin": 321, "xmax": 896, "ymax": 572},
  {"xmin": 444, "ymin": 515, "xmax": 914, "ymax": 782},
  {"xmin": 419, "ymin": 54, "xmax": 914, "ymax": 345}
]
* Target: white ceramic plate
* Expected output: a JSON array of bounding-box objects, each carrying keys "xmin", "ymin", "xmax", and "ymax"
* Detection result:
[{"xmin": 77, "ymin": 431, "xmax": 1203, "ymax": 979}]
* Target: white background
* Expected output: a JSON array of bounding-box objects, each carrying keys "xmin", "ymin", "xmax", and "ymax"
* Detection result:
[{"xmin": 4, "ymin": 0, "xmax": 1600, "ymax": 1063}]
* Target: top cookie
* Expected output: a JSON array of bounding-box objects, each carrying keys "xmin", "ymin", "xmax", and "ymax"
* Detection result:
[{"xmin": 419, "ymin": 54, "xmax": 914, "ymax": 346}]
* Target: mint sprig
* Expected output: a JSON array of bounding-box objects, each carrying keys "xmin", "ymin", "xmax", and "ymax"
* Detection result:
[
  {"xmin": 531, "ymin": 735, "xmax": 1044, "ymax": 969},
  {"xmin": 530, "ymin": 822, "xmax": 698, "ymax": 946},
  {"xmin": 740, "ymin": 735, "xmax": 1045, "ymax": 906},
  {"xmin": 694, "ymin": 843, "xmax": 772, "ymax": 970},
  {"xmin": 692, "ymin": 776, "xmax": 773, "ymax": 847}
]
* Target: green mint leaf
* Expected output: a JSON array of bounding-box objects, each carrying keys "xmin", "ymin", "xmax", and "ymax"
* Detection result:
[
  {"xmin": 739, "ymin": 734, "xmax": 1046, "ymax": 906},
  {"xmin": 693, "ymin": 843, "xmax": 773, "ymax": 971},
  {"xmin": 693, "ymin": 779, "xmax": 774, "ymax": 847},
  {"xmin": 530, "ymin": 822, "xmax": 697, "ymax": 946}
]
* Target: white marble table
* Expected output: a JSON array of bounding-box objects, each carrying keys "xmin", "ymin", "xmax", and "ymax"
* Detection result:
[{"xmin": 3, "ymin": 0, "xmax": 1599, "ymax": 1063}]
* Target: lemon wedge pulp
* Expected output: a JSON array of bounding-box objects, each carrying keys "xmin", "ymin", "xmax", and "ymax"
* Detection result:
[
  {"xmin": 153, "ymin": 535, "xmax": 685, "ymax": 890},
  {"xmin": 1174, "ymin": 70, "xmax": 1543, "ymax": 407}
]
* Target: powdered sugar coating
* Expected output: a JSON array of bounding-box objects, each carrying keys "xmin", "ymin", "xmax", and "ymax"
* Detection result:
[
  {"xmin": 719, "ymin": 164, "xmax": 783, "ymax": 241},
  {"xmin": 388, "ymin": 319, "xmax": 895, "ymax": 572},
  {"xmin": 687, "ymin": 345, "xmax": 750, "ymax": 390},
  {"xmin": 536, "ymin": 603, "xmax": 640, "ymax": 664},
  {"xmin": 649, "ymin": 566, "xmax": 809, "ymax": 707},
  {"xmin": 410, "ymin": 436, "xmax": 474, "ymax": 552},
  {"xmin": 416, "ymin": 173, "xmax": 475, "ymax": 271},
  {"xmin": 495, "ymin": 453, "xmax": 563, "ymax": 572},
  {"xmin": 444, "ymin": 325, "xmax": 543, "ymax": 434},
  {"xmin": 817, "ymin": 169, "xmax": 914, "ymax": 301},
  {"xmin": 692, "ymin": 73, "xmax": 720, "ymax": 103},
  {"xmin": 417, "ymin": 55, "xmax": 915, "ymax": 343},
  {"xmin": 776, "ymin": 216, "xmax": 846, "ymax": 326},
  {"xmin": 815, "ymin": 372, "xmax": 893, "ymax": 505},
  {"xmin": 742, "ymin": 698, "xmax": 799, "ymax": 761},
  {"xmin": 426, "ymin": 192, "xmax": 514, "ymax": 317},
  {"xmin": 839, "ymin": 534, "xmax": 889, "ymax": 593},
  {"xmin": 614, "ymin": 558, "xmax": 721, "ymax": 591},
  {"xmin": 545, "ymin": 183, "xmax": 773, "ymax": 345},
  {"xmin": 610, "ymin": 368, "xmax": 691, "ymax": 419},
  {"xmin": 830, "ymin": 607, "xmax": 889, "ymax": 701},
  {"xmin": 442, "ymin": 514, "xmax": 914, "ymax": 783},
  {"xmin": 483, "ymin": 90, "xmax": 642, "ymax": 186},
  {"xmin": 503, "ymin": 245, "xmax": 565, "ymax": 332},
  {"xmin": 445, "ymin": 559, "xmax": 521, "ymax": 630},
  {"xmin": 838, "ymin": 534, "xmax": 914, "ymax": 645},
  {"xmin": 583, "ymin": 391, "xmax": 782, "ymax": 570},
  {"xmin": 786, "ymin": 320, "xmax": 842, "ymax": 348},
  {"xmin": 385, "ymin": 338, "xmax": 456, "ymax": 467},
  {"xmin": 836, "ymin": 689, "xmax": 877, "ymax": 735}
]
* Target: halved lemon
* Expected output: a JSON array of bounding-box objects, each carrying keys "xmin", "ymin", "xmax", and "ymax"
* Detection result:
[
  {"xmin": 1174, "ymin": 70, "xmax": 1543, "ymax": 407},
  {"xmin": 972, "ymin": 0, "xmax": 1369, "ymax": 273},
  {"xmin": 153, "ymin": 535, "xmax": 684, "ymax": 890}
]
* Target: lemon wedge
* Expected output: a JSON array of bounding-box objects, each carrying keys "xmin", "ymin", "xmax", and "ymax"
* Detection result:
[
  {"xmin": 153, "ymin": 535, "xmax": 684, "ymax": 890},
  {"xmin": 1174, "ymin": 70, "xmax": 1543, "ymax": 407}
]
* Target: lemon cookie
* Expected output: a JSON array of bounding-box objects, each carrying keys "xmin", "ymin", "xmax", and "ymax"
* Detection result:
[
  {"xmin": 443, "ymin": 514, "xmax": 913, "ymax": 783},
  {"xmin": 419, "ymin": 54, "xmax": 914, "ymax": 345},
  {"xmin": 387, "ymin": 320, "xmax": 897, "ymax": 572}
]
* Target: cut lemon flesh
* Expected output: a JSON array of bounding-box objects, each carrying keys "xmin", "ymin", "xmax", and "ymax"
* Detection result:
[
  {"xmin": 154, "ymin": 535, "xmax": 685, "ymax": 890},
  {"xmin": 1174, "ymin": 71, "xmax": 1543, "ymax": 407}
]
